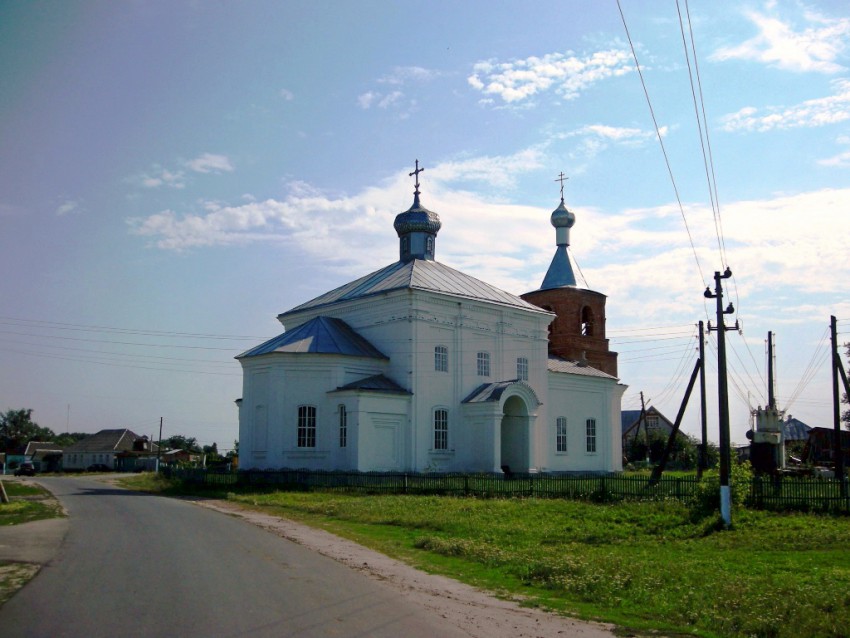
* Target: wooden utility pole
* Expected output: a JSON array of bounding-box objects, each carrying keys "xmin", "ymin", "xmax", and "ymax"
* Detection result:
[
  {"xmin": 698, "ymin": 320, "xmax": 708, "ymax": 479},
  {"xmin": 705, "ymin": 268, "xmax": 737, "ymax": 528},
  {"xmin": 156, "ymin": 417, "xmax": 163, "ymax": 473},
  {"xmin": 831, "ymin": 316, "xmax": 845, "ymax": 483}
]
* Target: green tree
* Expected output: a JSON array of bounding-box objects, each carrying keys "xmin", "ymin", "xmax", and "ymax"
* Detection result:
[
  {"xmin": 163, "ymin": 434, "xmax": 201, "ymax": 453},
  {"xmin": 842, "ymin": 343, "xmax": 849, "ymax": 430},
  {"xmin": 0, "ymin": 408, "xmax": 55, "ymax": 452}
]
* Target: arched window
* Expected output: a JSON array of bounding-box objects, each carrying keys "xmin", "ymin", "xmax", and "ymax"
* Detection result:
[
  {"xmin": 556, "ymin": 417, "xmax": 568, "ymax": 453},
  {"xmin": 581, "ymin": 306, "xmax": 594, "ymax": 336},
  {"xmin": 338, "ymin": 404, "xmax": 347, "ymax": 448},
  {"xmin": 426, "ymin": 236, "xmax": 434, "ymax": 254},
  {"xmin": 297, "ymin": 405, "xmax": 317, "ymax": 448},
  {"xmin": 434, "ymin": 345, "xmax": 448, "ymax": 372},
  {"xmin": 433, "ymin": 408, "xmax": 449, "ymax": 450}
]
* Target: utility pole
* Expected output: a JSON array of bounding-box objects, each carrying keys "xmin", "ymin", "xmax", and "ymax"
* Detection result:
[
  {"xmin": 156, "ymin": 417, "xmax": 163, "ymax": 473},
  {"xmin": 831, "ymin": 316, "xmax": 845, "ymax": 484},
  {"xmin": 698, "ymin": 321, "xmax": 708, "ymax": 479},
  {"xmin": 705, "ymin": 267, "xmax": 737, "ymax": 528},
  {"xmin": 767, "ymin": 331, "xmax": 776, "ymax": 409}
]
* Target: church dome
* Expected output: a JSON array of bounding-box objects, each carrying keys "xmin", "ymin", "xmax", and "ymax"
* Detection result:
[
  {"xmin": 551, "ymin": 199, "xmax": 575, "ymax": 229},
  {"xmin": 393, "ymin": 198, "xmax": 442, "ymax": 236}
]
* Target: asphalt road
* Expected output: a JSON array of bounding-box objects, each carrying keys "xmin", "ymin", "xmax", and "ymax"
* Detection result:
[{"xmin": 0, "ymin": 477, "xmax": 472, "ymax": 638}]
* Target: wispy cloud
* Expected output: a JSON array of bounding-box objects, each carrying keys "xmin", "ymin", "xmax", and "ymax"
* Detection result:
[
  {"xmin": 720, "ymin": 79, "xmax": 850, "ymax": 132},
  {"xmin": 356, "ymin": 65, "xmax": 438, "ymax": 114},
  {"xmin": 137, "ymin": 167, "xmax": 186, "ymax": 189},
  {"xmin": 279, "ymin": 88, "xmax": 294, "ymax": 101},
  {"xmin": 55, "ymin": 200, "xmax": 81, "ymax": 216},
  {"xmin": 186, "ymin": 153, "xmax": 234, "ymax": 174},
  {"xmin": 467, "ymin": 49, "xmax": 633, "ymax": 104},
  {"xmin": 818, "ymin": 134, "xmax": 850, "ymax": 166},
  {"xmin": 711, "ymin": 9, "xmax": 850, "ymax": 73}
]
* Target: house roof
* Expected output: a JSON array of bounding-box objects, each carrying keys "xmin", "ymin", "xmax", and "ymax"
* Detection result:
[
  {"xmin": 281, "ymin": 258, "xmax": 547, "ymax": 318},
  {"xmin": 547, "ymin": 356, "xmax": 617, "ymax": 379},
  {"xmin": 24, "ymin": 441, "xmax": 63, "ymax": 455},
  {"xmin": 620, "ymin": 406, "xmax": 670, "ymax": 435},
  {"xmin": 64, "ymin": 429, "xmax": 142, "ymax": 453},
  {"xmin": 237, "ymin": 316, "xmax": 388, "ymax": 360},
  {"xmin": 783, "ymin": 416, "xmax": 812, "ymax": 441},
  {"xmin": 462, "ymin": 380, "xmax": 541, "ymax": 405},
  {"xmin": 333, "ymin": 374, "xmax": 411, "ymax": 395}
]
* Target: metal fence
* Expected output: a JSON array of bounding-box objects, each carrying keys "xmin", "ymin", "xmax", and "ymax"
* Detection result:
[
  {"xmin": 164, "ymin": 467, "xmax": 702, "ymax": 503},
  {"xmin": 160, "ymin": 467, "xmax": 850, "ymax": 513}
]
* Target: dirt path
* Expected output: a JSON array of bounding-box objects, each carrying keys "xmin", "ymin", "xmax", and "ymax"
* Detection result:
[{"xmin": 192, "ymin": 498, "xmax": 618, "ymax": 638}]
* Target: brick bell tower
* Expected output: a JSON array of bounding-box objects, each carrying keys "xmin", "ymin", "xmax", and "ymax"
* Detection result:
[{"xmin": 521, "ymin": 182, "xmax": 618, "ymax": 377}]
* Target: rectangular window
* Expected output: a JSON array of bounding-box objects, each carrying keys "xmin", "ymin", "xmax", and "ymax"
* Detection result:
[
  {"xmin": 586, "ymin": 418, "xmax": 597, "ymax": 453},
  {"xmin": 477, "ymin": 351, "xmax": 490, "ymax": 377},
  {"xmin": 516, "ymin": 357, "xmax": 529, "ymax": 381},
  {"xmin": 434, "ymin": 345, "xmax": 448, "ymax": 372},
  {"xmin": 339, "ymin": 405, "xmax": 347, "ymax": 448},
  {"xmin": 646, "ymin": 415, "xmax": 659, "ymax": 430},
  {"xmin": 297, "ymin": 405, "xmax": 317, "ymax": 448},
  {"xmin": 434, "ymin": 409, "xmax": 448, "ymax": 450},
  {"xmin": 556, "ymin": 417, "xmax": 568, "ymax": 453}
]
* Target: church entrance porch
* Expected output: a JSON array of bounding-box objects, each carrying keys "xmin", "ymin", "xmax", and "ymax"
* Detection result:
[{"xmin": 500, "ymin": 395, "xmax": 530, "ymax": 473}]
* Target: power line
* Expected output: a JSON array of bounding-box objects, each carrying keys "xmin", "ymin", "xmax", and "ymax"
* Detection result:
[{"xmin": 616, "ymin": 0, "xmax": 707, "ymax": 288}]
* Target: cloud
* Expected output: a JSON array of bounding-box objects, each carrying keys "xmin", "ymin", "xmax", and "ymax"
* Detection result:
[
  {"xmin": 279, "ymin": 88, "xmax": 294, "ymax": 101},
  {"xmin": 138, "ymin": 167, "xmax": 186, "ymax": 189},
  {"xmin": 186, "ymin": 153, "xmax": 234, "ymax": 174},
  {"xmin": 357, "ymin": 65, "xmax": 438, "ymax": 113},
  {"xmin": 467, "ymin": 49, "xmax": 633, "ymax": 104},
  {"xmin": 128, "ymin": 154, "xmax": 850, "ymax": 332},
  {"xmin": 377, "ymin": 66, "xmax": 440, "ymax": 85},
  {"xmin": 818, "ymin": 135, "xmax": 850, "ymax": 166},
  {"xmin": 720, "ymin": 79, "xmax": 850, "ymax": 132},
  {"xmin": 55, "ymin": 200, "xmax": 81, "ymax": 216},
  {"xmin": 710, "ymin": 9, "xmax": 850, "ymax": 73}
]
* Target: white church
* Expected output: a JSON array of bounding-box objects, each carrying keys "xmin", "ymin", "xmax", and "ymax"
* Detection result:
[{"xmin": 237, "ymin": 164, "xmax": 626, "ymax": 474}]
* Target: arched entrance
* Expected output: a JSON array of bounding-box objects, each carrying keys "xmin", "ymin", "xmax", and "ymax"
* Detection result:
[{"xmin": 500, "ymin": 395, "xmax": 530, "ymax": 473}]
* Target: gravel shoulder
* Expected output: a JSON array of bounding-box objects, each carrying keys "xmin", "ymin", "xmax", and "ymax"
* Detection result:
[{"xmin": 191, "ymin": 498, "xmax": 618, "ymax": 638}]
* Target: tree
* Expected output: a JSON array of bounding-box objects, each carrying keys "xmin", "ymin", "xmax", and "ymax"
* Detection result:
[
  {"xmin": 0, "ymin": 409, "xmax": 55, "ymax": 452},
  {"xmin": 163, "ymin": 435, "xmax": 201, "ymax": 453}
]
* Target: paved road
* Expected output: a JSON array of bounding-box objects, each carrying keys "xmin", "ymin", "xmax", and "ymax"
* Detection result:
[{"xmin": 0, "ymin": 477, "xmax": 471, "ymax": 638}]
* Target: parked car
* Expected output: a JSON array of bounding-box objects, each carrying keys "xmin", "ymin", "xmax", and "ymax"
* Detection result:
[
  {"xmin": 86, "ymin": 463, "xmax": 111, "ymax": 472},
  {"xmin": 14, "ymin": 462, "xmax": 36, "ymax": 477}
]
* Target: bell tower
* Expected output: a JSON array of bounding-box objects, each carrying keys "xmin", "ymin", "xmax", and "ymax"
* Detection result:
[{"xmin": 521, "ymin": 178, "xmax": 618, "ymax": 377}]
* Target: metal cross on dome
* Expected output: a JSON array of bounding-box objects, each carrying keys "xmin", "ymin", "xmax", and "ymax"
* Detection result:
[
  {"xmin": 409, "ymin": 159, "xmax": 425, "ymax": 195},
  {"xmin": 555, "ymin": 172, "xmax": 569, "ymax": 200}
]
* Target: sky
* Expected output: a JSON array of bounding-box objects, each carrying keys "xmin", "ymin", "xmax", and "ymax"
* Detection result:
[{"xmin": 1, "ymin": 0, "xmax": 849, "ymax": 453}]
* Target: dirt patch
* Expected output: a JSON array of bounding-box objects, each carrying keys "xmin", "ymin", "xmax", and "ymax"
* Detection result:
[{"xmin": 193, "ymin": 498, "xmax": 617, "ymax": 638}]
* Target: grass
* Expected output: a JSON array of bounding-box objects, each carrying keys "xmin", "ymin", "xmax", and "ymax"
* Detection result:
[
  {"xmin": 0, "ymin": 480, "xmax": 63, "ymax": 526},
  {"xmin": 121, "ymin": 473, "xmax": 850, "ymax": 638}
]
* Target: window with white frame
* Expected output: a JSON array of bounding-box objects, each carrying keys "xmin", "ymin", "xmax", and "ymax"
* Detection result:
[
  {"xmin": 646, "ymin": 415, "xmax": 659, "ymax": 430},
  {"xmin": 516, "ymin": 357, "xmax": 529, "ymax": 381},
  {"xmin": 433, "ymin": 408, "xmax": 448, "ymax": 450},
  {"xmin": 556, "ymin": 417, "xmax": 568, "ymax": 452},
  {"xmin": 477, "ymin": 351, "xmax": 490, "ymax": 377},
  {"xmin": 297, "ymin": 405, "xmax": 317, "ymax": 448},
  {"xmin": 586, "ymin": 418, "xmax": 597, "ymax": 453},
  {"xmin": 338, "ymin": 404, "xmax": 347, "ymax": 448},
  {"xmin": 434, "ymin": 345, "xmax": 448, "ymax": 372}
]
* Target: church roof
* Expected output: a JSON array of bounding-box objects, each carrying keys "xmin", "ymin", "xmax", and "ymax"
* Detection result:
[
  {"xmin": 237, "ymin": 316, "xmax": 388, "ymax": 360},
  {"xmin": 547, "ymin": 356, "xmax": 617, "ymax": 379},
  {"xmin": 282, "ymin": 259, "xmax": 545, "ymax": 317},
  {"xmin": 333, "ymin": 374, "xmax": 411, "ymax": 394}
]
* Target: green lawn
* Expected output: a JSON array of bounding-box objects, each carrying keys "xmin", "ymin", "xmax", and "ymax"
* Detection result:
[
  {"xmin": 0, "ymin": 480, "xmax": 62, "ymax": 526},
  {"xmin": 121, "ymin": 473, "xmax": 850, "ymax": 638}
]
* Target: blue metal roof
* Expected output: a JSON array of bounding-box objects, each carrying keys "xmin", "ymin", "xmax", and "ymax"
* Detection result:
[
  {"xmin": 540, "ymin": 245, "xmax": 577, "ymax": 289},
  {"xmin": 237, "ymin": 316, "xmax": 388, "ymax": 359},
  {"xmin": 462, "ymin": 380, "xmax": 541, "ymax": 405},
  {"xmin": 282, "ymin": 259, "xmax": 546, "ymax": 318},
  {"xmin": 333, "ymin": 374, "xmax": 410, "ymax": 394}
]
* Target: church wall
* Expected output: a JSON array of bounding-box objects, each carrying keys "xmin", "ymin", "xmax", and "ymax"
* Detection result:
[
  {"xmin": 541, "ymin": 372, "xmax": 625, "ymax": 473},
  {"xmin": 238, "ymin": 353, "xmax": 387, "ymax": 471}
]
